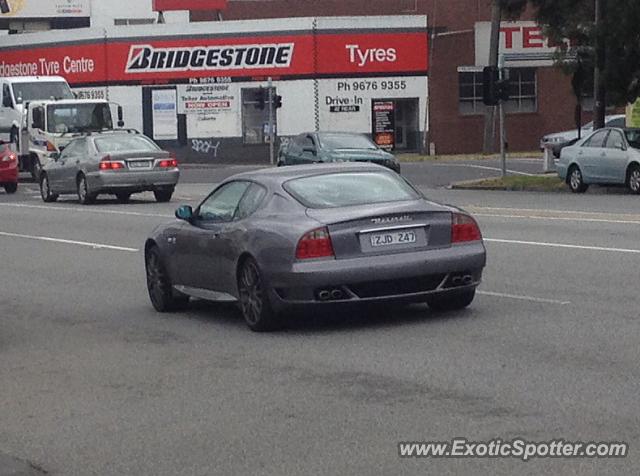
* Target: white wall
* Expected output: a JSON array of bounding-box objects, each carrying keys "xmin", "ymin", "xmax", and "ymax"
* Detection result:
[{"xmin": 89, "ymin": 0, "xmax": 188, "ymax": 28}]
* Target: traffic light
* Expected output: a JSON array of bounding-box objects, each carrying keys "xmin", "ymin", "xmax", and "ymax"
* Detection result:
[
  {"xmin": 482, "ymin": 66, "xmax": 510, "ymax": 105},
  {"xmin": 273, "ymin": 94, "xmax": 282, "ymax": 109},
  {"xmin": 255, "ymin": 88, "xmax": 266, "ymax": 110}
]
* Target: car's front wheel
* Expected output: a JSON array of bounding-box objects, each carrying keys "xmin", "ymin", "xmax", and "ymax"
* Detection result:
[
  {"xmin": 4, "ymin": 183, "xmax": 17, "ymax": 194},
  {"xmin": 626, "ymin": 164, "xmax": 640, "ymax": 195},
  {"xmin": 40, "ymin": 174, "xmax": 58, "ymax": 202},
  {"xmin": 77, "ymin": 174, "xmax": 97, "ymax": 204},
  {"xmin": 568, "ymin": 165, "xmax": 588, "ymax": 193},
  {"xmin": 426, "ymin": 289, "xmax": 476, "ymax": 311},
  {"xmin": 145, "ymin": 246, "xmax": 189, "ymax": 312},
  {"xmin": 238, "ymin": 257, "xmax": 280, "ymax": 331}
]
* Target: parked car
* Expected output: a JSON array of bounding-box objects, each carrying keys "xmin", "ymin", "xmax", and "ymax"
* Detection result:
[
  {"xmin": 278, "ymin": 132, "xmax": 401, "ymax": 173},
  {"xmin": 144, "ymin": 163, "xmax": 486, "ymax": 331},
  {"xmin": 39, "ymin": 131, "xmax": 180, "ymax": 204},
  {"xmin": 557, "ymin": 127, "xmax": 640, "ymax": 194},
  {"xmin": 540, "ymin": 114, "xmax": 626, "ymax": 158},
  {"xmin": 0, "ymin": 140, "xmax": 18, "ymax": 194}
]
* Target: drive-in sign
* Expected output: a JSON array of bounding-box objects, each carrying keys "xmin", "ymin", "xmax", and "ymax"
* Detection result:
[{"xmin": 0, "ymin": 29, "xmax": 428, "ymax": 86}]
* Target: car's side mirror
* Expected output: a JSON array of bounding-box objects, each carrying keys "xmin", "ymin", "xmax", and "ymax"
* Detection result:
[
  {"xmin": 175, "ymin": 205, "xmax": 193, "ymax": 221},
  {"xmin": 50, "ymin": 152, "xmax": 60, "ymax": 161}
]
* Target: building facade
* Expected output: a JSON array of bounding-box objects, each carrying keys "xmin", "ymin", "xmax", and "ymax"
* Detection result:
[{"xmin": 0, "ymin": 0, "xmax": 582, "ymax": 159}]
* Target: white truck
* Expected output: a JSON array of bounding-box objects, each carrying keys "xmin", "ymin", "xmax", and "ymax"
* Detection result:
[
  {"xmin": 0, "ymin": 76, "xmax": 75, "ymax": 175},
  {"xmin": 27, "ymin": 99, "xmax": 125, "ymax": 176}
]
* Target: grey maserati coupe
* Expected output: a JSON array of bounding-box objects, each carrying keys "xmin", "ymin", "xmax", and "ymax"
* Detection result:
[{"xmin": 144, "ymin": 163, "xmax": 486, "ymax": 331}]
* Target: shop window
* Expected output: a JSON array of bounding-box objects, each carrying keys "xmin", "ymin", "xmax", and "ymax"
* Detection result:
[
  {"xmin": 241, "ymin": 87, "xmax": 276, "ymax": 145},
  {"xmin": 458, "ymin": 68, "xmax": 537, "ymax": 115}
]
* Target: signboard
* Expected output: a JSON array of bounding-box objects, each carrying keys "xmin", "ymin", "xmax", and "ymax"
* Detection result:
[
  {"xmin": 152, "ymin": 89, "xmax": 178, "ymax": 140},
  {"xmin": 0, "ymin": 29, "xmax": 428, "ymax": 86},
  {"xmin": 152, "ymin": 0, "xmax": 227, "ymax": 11},
  {"xmin": 475, "ymin": 21, "xmax": 565, "ymax": 67},
  {"xmin": 178, "ymin": 83, "xmax": 238, "ymax": 137},
  {"xmin": 626, "ymin": 99, "xmax": 640, "ymax": 128},
  {"xmin": 372, "ymin": 100, "xmax": 395, "ymax": 151},
  {"xmin": 0, "ymin": 0, "xmax": 89, "ymax": 18}
]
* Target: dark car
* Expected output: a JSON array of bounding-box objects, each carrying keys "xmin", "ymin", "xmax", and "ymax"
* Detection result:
[
  {"xmin": 278, "ymin": 132, "xmax": 401, "ymax": 173},
  {"xmin": 144, "ymin": 163, "xmax": 486, "ymax": 331},
  {"xmin": 39, "ymin": 131, "xmax": 179, "ymax": 204}
]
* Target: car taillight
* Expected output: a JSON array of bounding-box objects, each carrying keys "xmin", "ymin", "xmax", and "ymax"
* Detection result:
[
  {"xmin": 1, "ymin": 152, "xmax": 16, "ymax": 162},
  {"xmin": 158, "ymin": 158, "xmax": 178, "ymax": 168},
  {"xmin": 295, "ymin": 227, "xmax": 335, "ymax": 260},
  {"xmin": 46, "ymin": 141, "xmax": 57, "ymax": 152},
  {"xmin": 451, "ymin": 213, "xmax": 482, "ymax": 243},
  {"xmin": 99, "ymin": 156, "xmax": 124, "ymax": 170}
]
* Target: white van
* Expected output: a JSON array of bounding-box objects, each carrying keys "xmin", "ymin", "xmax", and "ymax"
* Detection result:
[{"xmin": 0, "ymin": 76, "xmax": 74, "ymax": 173}]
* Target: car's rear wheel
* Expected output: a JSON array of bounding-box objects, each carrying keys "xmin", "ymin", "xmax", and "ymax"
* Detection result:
[
  {"xmin": 115, "ymin": 192, "xmax": 131, "ymax": 203},
  {"xmin": 77, "ymin": 174, "xmax": 97, "ymax": 205},
  {"xmin": 40, "ymin": 174, "xmax": 58, "ymax": 202},
  {"xmin": 4, "ymin": 183, "xmax": 17, "ymax": 194},
  {"xmin": 568, "ymin": 165, "xmax": 588, "ymax": 193},
  {"xmin": 626, "ymin": 164, "xmax": 640, "ymax": 194},
  {"xmin": 237, "ymin": 257, "xmax": 280, "ymax": 331},
  {"xmin": 426, "ymin": 289, "xmax": 476, "ymax": 311},
  {"xmin": 153, "ymin": 188, "xmax": 174, "ymax": 203},
  {"xmin": 145, "ymin": 246, "xmax": 189, "ymax": 312}
]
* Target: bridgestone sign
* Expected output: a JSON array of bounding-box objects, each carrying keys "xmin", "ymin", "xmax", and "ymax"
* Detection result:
[{"xmin": 125, "ymin": 44, "xmax": 295, "ymax": 73}]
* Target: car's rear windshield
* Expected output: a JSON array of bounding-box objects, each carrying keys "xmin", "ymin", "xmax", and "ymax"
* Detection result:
[
  {"xmin": 284, "ymin": 172, "xmax": 420, "ymax": 208},
  {"xmin": 624, "ymin": 129, "xmax": 640, "ymax": 149},
  {"xmin": 318, "ymin": 134, "xmax": 378, "ymax": 150},
  {"xmin": 95, "ymin": 135, "xmax": 159, "ymax": 153}
]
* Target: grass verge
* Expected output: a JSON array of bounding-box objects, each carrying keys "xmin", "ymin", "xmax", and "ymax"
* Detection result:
[{"xmin": 451, "ymin": 175, "xmax": 567, "ymax": 192}]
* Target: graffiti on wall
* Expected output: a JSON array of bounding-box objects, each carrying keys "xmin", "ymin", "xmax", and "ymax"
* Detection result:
[{"xmin": 191, "ymin": 138, "xmax": 221, "ymax": 157}]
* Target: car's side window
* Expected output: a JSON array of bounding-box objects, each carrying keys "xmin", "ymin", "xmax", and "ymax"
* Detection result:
[
  {"xmin": 60, "ymin": 140, "xmax": 80, "ymax": 159},
  {"xmin": 605, "ymin": 131, "xmax": 625, "ymax": 150},
  {"xmin": 196, "ymin": 181, "xmax": 251, "ymax": 223},
  {"xmin": 2, "ymin": 84, "xmax": 12, "ymax": 108},
  {"xmin": 234, "ymin": 183, "xmax": 267, "ymax": 220},
  {"xmin": 606, "ymin": 117, "xmax": 625, "ymax": 128},
  {"xmin": 583, "ymin": 130, "xmax": 608, "ymax": 148}
]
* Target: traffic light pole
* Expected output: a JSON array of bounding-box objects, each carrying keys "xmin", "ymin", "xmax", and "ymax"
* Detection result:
[
  {"xmin": 499, "ymin": 55, "xmax": 506, "ymax": 177},
  {"xmin": 268, "ymin": 77, "xmax": 275, "ymax": 165}
]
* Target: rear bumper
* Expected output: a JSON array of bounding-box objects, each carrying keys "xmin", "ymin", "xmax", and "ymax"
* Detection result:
[
  {"xmin": 266, "ymin": 242, "xmax": 486, "ymax": 311},
  {"xmin": 87, "ymin": 169, "xmax": 179, "ymax": 193},
  {"xmin": 0, "ymin": 164, "xmax": 18, "ymax": 184}
]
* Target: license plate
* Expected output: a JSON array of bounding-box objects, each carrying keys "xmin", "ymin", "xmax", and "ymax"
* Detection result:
[
  {"xmin": 370, "ymin": 230, "xmax": 417, "ymax": 247},
  {"xmin": 128, "ymin": 160, "xmax": 151, "ymax": 169}
]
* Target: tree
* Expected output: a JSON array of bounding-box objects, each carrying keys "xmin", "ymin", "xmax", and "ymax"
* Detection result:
[{"xmin": 498, "ymin": 0, "xmax": 640, "ymax": 108}]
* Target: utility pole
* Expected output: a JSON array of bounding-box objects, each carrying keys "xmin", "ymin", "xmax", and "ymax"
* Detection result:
[
  {"xmin": 483, "ymin": 0, "xmax": 501, "ymax": 153},
  {"xmin": 593, "ymin": 0, "xmax": 606, "ymax": 129},
  {"xmin": 498, "ymin": 55, "xmax": 507, "ymax": 177},
  {"xmin": 268, "ymin": 77, "xmax": 275, "ymax": 165}
]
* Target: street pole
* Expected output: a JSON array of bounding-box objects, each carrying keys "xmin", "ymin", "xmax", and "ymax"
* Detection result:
[
  {"xmin": 483, "ymin": 0, "xmax": 501, "ymax": 154},
  {"xmin": 499, "ymin": 55, "xmax": 506, "ymax": 177},
  {"xmin": 593, "ymin": 0, "xmax": 606, "ymax": 129},
  {"xmin": 268, "ymin": 77, "xmax": 275, "ymax": 165}
]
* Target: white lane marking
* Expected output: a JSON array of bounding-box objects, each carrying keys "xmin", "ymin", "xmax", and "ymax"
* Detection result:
[
  {"xmin": 478, "ymin": 290, "xmax": 570, "ymax": 305},
  {"xmin": 0, "ymin": 202, "xmax": 172, "ymax": 218},
  {"xmin": 430, "ymin": 163, "xmax": 536, "ymax": 176},
  {"xmin": 468, "ymin": 206, "xmax": 640, "ymax": 218},
  {"xmin": 485, "ymin": 238, "xmax": 640, "ymax": 255},
  {"xmin": 0, "ymin": 231, "xmax": 139, "ymax": 252},
  {"xmin": 475, "ymin": 213, "xmax": 640, "ymax": 226}
]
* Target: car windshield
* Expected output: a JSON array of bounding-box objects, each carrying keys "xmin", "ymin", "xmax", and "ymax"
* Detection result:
[
  {"xmin": 11, "ymin": 82, "xmax": 74, "ymax": 104},
  {"xmin": 318, "ymin": 134, "xmax": 378, "ymax": 150},
  {"xmin": 47, "ymin": 103, "xmax": 113, "ymax": 133},
  {"xmin": 624, "ymin": 129, "xmax": 640, "ymax": 149},
  {"xmin": 284, "ymin": 172, "xmax": 420, "ymax": 208},
  {"xmin": 94, "ymin": 135, "xmax": 159, "ymax": 153}
]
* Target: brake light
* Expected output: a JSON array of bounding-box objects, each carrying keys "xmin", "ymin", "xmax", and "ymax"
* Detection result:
[
  {"xmin": 158, "ymin": 158, "xmax": 178, "ymax": 168},
  {"xmin": 46, "ymin": 141, "xmax": 57, "ymax": 152},
  {"xmin": 99, "ymin": 156, "xmax": 124, "ymax": 170},
  {"xmin": 451, "ymin": 213, "xmax": 482, "ymax": 243},
  {"xmin": 1, "ymin": 152, "xmax": 16, "ymax": 162},
  {"xmin": 295, "ymin": 227, "xmax": 335, "ymax": 260}
]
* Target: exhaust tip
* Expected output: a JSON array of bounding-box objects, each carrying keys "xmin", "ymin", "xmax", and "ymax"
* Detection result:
[{"xmin": 330, "ymin": 289, "xmax": 344, "ymax": 300}]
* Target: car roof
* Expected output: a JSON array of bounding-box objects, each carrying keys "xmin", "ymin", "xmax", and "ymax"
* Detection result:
[
  {"xmin": 2, "ymin": 76, "xmax": 68, "ymax": 83},
  {"xmin": 231, "ymin": 162, "xmax": 392, "ymax": 186}
]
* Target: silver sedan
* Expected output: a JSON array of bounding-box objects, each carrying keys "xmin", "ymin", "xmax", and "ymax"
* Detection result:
[
  {"xmin": 40, "ymin": 132, "xmax": 180, "ymax": 204},
  {"xmin": 144, "ymin": 163, "xmax": 487, "ymax": 331}
]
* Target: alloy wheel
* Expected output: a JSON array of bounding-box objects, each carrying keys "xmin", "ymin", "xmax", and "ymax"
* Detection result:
[
  {"xmin": 629, "ymin": 169, "xmax": 640, "ymax": 193},
  {"xmin": 239, "ymin": 261, "xmax": 263, "ymax": 326}
]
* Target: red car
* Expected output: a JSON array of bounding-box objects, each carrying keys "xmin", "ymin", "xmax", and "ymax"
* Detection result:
[{"xmin": 0, "ymin": 141, "xmax": 18, "ymax": 194}]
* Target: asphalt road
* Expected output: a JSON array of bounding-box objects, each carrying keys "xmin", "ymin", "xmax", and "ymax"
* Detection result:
[{"xmin": 1, "ymin": 163, "xmax": 639, "ymax": 475}]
